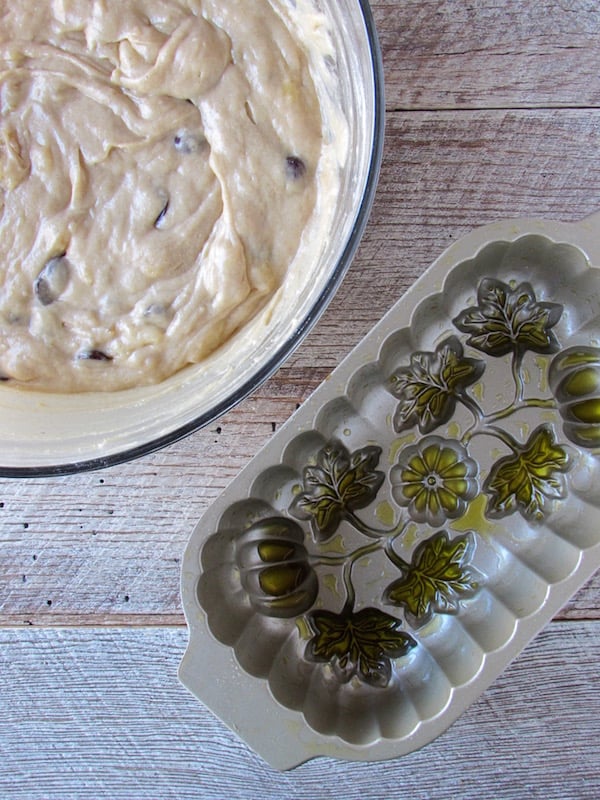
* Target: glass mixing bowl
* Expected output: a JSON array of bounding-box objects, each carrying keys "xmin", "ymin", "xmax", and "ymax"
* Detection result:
[{"xmin": 0, "ymin": 0, "xmax": 384, "ymax": 476}]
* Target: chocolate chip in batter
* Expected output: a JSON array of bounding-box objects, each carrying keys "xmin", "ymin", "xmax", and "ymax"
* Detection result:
[
  {"xmin": 285, "ymin": 156, "xmax": 306, "ymax": 180},
  {"xmin": 77, "ymin": 349, "xmax": 113, "ymax": 362},
  {"xmin": 174, "ymin": 131, "xmax": 206, "ymax": 154},
  {"xmin": 244, "ymin": 102, "xmax": 256, "ymax": 125},
  {"xmin": 153, "ymin": 200, "xmax": 169, "ymax": 229},
  {"xmin": 34, "ymin": 253, "xmax": 70, "ymax": 306}
]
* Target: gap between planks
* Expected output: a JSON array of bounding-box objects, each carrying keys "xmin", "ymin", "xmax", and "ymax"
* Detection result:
[
  {"xmin": 386, "ymin": 103, "xmax": 600, "ymax": 113},
  {"xmin": 0, "ymin": 613, "xmax": 187, "ymax": 628},
  {"xmin": 0, "ymin": 610, "xmax": 596, "ymax": 628}
]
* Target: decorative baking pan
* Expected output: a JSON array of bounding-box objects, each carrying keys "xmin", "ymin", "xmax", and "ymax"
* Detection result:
[{"xmin": 180, "ymin": 211, "xmax": 600, "ymax": 769}]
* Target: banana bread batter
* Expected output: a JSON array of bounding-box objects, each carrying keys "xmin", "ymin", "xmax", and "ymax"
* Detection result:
[{"xmin": 0, "ymin": 0, "xmax": 334, "ymax": 390}]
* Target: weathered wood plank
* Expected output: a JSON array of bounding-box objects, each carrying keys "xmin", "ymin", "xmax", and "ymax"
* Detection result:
[
  {"xmin": 2, "ymin": 109, "xmax": 600, "ymax": 623},
  {"xmin": 292, "ymin": 108, "xmax": 600, "ymax": 369},
  {"xmin": 1, "ymin": 622, "xmax": 599, "ymax": 799},
  {"xmin": 374, "ymin": 0, "xmax": 600, "ymax": 111}
]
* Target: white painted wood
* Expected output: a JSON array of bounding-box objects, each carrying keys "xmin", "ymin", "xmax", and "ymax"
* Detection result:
[
  {"xmin": 0, "ymin": 1, "xmax": 599, "ymax": 794},
  {"xmin": 1, "ymin": 623, "xmax": 599, "ymax": 799},
  {"xmin": 376, "ymin": 0, "xmax": 600, "ymax": 110}
]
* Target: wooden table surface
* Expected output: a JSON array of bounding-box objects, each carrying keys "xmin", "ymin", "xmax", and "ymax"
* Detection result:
[{"xmin": 2, "ymin": 2, "xmax": 600, "ymax": 798}]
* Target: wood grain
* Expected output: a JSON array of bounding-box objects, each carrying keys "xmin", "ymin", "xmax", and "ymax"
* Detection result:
[
  {"xmin": 376, "ymin": 0, "xmax": 600, "ymax": 111},
  {"xmin": 1, "ymin": 622, "xmax": 598, "ymax": 799}
]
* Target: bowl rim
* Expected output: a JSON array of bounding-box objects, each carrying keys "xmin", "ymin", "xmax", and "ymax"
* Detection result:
[{"xmin": 2, "ymin": 0, "xmax": 385, "ymax": 478}]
